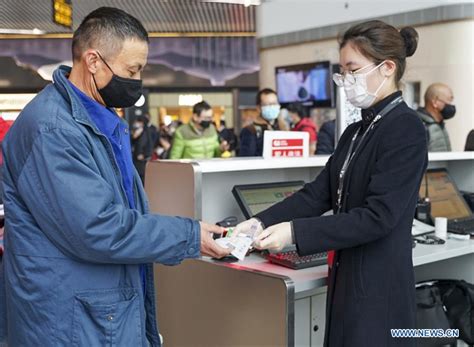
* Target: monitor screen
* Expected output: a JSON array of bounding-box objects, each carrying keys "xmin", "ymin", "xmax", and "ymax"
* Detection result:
[
  {"xmin": 420, "ymin": 169, "xmax": 472, "ymax": 220},
  {"xmin": 275, "ymin": 61, "xmax": 333, "ymax": 107},
  {"xmin": 233, "ymin": 181, "xmax": 305, "ymax": 219}
]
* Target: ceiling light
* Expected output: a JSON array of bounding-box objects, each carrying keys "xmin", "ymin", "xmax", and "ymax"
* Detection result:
[
  {"xmin": 179, "ymin": 94, "xmax": 203, "ymax": 106},
  {"xmin": 0, "ymin": 28, "xmax": 46, "ymax": 35},
  {"xmin": 202, "ymin": 0, "xmax": 262, "ymax": 6}
]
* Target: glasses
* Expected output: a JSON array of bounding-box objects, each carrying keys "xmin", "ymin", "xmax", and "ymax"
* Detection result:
[{"xmin": 332, "ymin": 62, "xmax": 379, "ymax": 87}]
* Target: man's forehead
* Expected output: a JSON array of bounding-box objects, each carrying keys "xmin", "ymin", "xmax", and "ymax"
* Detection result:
[
  {"xmin": 199, "ymin": 109, "xmax": 213, "ymax": 118},
  {"xmin": 437, "ymin": 87, "xmax": 452, "ymax": 98},
  {"xmin": 262, "ymin": 93, "xmax": 278, "ymax": 102},
  {"xmin": 114, "ymin": 38, "xmax": 148, "ymax": 65}
]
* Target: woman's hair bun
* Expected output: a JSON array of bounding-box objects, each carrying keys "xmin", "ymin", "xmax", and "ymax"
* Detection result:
[{"xmin": 400, "ymin": 26, "xmax": 419, "ymax": 57}]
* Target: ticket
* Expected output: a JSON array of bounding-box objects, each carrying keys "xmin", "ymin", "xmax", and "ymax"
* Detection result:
[{"xmin": 215, "ymin": 235, "xmax": 252, "ymax": 261}]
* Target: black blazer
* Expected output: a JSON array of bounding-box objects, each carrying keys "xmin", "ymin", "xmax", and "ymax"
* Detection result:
[{"xmin": 256, "ymin": 92, "xmax": 428, "ymax": 347}]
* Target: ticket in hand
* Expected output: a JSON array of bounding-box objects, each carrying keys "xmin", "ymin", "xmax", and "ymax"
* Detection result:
[{"xmin": 215, "ymin": 235, "xmax": 252, "ymax": 261}]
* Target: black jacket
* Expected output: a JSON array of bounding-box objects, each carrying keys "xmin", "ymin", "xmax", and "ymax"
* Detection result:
[
  {"xmin": 256, "ymin": 92, "xmax": 428, "ymax": 347},
  {"xmin": 465, "ymin": 129, "xmax": 474, "ymax": 151},
  {"xmin": 131, "ymin": 128, "xmax": 153, "ymax": 183},
  {"xmin": 316, "ymin": 119, "xmax": 336, "ymax": 154},
  {"xmin": 239, "ymin": 121, "xmax": 278, "ymax": 157}
]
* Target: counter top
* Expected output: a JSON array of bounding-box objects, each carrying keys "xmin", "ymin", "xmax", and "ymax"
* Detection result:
[
  {"xmin": 428, "ymin": 152, "xmax": 474, "ymax": 161},
  {"xmin": 412, "ymin": 237, "xmax": 474, "ymax": 266},
  {"xmin": 164, "ymin": 156, "xmax": 331, "ymax": 173},
  {"xmin": 160, "ymin": 151, "xmax": 473, "ymax": 173},
  {"xmin": 203, "ymin": 238, "xmax": 474, "ymax": 297}
]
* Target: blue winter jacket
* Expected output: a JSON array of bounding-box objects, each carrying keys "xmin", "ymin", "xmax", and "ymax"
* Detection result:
[{"xmin": 0, "ymin": 65, "xmax": 200, "ymax": 346}]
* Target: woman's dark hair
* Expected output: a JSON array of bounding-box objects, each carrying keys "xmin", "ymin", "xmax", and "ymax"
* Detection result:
[
  {"xmin": 286, "ymin": 103, "xmax": 307, "ymax": 118},
  {"xmin": 339, "ymin": 20, "xmax": 418, "ymax": 85}
]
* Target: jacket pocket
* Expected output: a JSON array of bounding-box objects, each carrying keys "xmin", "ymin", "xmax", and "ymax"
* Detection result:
[
  {"xmin": 72, "ymin": 287, "xmax": 142, "ymax": 347},
  {"xmin": 352, "ymin": 246, "xmax": 367, "ymax": 298}
]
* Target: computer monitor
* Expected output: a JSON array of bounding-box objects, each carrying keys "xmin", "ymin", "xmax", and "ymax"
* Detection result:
[
  {"xmin": 232, "ymin": 181, "xmax": 305, "ymax": 219},
  {"xmin": 275, "ymin": 61, "xmax": 333, "ymax": 108},
  {"xmin": 420, "ymin": 169, "xmax": 472, "ymax": 220}
]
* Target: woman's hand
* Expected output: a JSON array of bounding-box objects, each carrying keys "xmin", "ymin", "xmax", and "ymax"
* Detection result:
[{"xmin": 253, "ymin": 222, "xmax": 293, "ymax": 252}]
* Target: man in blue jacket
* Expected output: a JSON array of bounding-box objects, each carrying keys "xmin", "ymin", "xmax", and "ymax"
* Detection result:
[{"xmin": 0, "ymin": 7, "xmax": 229, "ymax": 346}]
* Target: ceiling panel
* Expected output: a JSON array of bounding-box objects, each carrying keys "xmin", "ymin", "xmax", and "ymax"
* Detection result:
[{"xmin": 0, "ymin": 0, "xmax": 256, "ymax": 34}]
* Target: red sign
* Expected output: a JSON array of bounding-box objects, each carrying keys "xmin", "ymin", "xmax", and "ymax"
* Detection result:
[
  {"xmin": 264, "ymin": 130, "xmax": 310, "ymax": 158},
  {"xmin": 272, "ymin": 139, "xmax": 303, "ymax": 147},
  {"xmin": 272, "ymin": 149, "xmax": 303, "ymax": 157}
]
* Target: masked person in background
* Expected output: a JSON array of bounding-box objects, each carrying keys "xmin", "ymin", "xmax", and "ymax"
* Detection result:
[
  {"xmin": 131, "ymin": 116, "xmax": 152, "ymax": 184},
  {"xmin": 287, "ymin": 103, "xmax": 318, "ymax": 154},
  {"xmin": 233, "ymin": 20, "xmax": 427, "ymax": 347},
  {"xmin": 238, "ymin": 88, "xmax": 281, "ymax": 156},
  {"xmin": 169, "ymin": 101, "xmax": 224, "ymax": 159},
  {"xmin": 417, "ymin": 83, "xmax": 455, "ymax": 151},
  {"xmin": 0, "ymin": 7, "xmax": 230, "ymax": 347}
]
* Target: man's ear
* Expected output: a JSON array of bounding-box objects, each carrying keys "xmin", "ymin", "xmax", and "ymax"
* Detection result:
[{"xmin": 83, "ymin": 50, "xmax": 100, "ymax": 74}]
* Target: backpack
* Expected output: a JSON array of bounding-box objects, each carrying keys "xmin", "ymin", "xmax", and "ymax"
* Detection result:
[
  {"xmin": 417, "ymin": 279, "xmax": 474, "ymax": 345},
  {"xmin": 437, "ymin": 280, "xmax": 474, "ymax": 344}
]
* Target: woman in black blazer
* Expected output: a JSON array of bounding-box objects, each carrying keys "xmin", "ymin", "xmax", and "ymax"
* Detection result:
[{"xmin": 235, "ymin": 21, "xmax": 427, "ymax": 347}]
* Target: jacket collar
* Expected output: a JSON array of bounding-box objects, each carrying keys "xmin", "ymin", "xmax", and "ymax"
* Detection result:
[
  {"xmin": 52, "ymin": 65, "xmax": 103, "ymax": 135},
  {"xmin": 188, "ymin": 121, "xmax": 202, "ymax": 135},
  {"xmin": 417, "ymin": 107, "xmax": 439, "ymax": 125},
  {"xmin": 188, "ymin": 121, "xmax": 215, "ymax": 135},
  {"xmin": 68, "ymin": 80, "xmax": 121, "ymax": 138},
  {"xmin": 254, "ymin": 118, "xmax": 278, "ymax": 130},
  {"xmin": 361, "ymin": 91, "xmax": 402, "ymax": 128}
]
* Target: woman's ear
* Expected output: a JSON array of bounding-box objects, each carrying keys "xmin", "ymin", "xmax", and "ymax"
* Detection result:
[{"xmin": 381, "ymin": 60, "xmax": 397, "ymax": 77}]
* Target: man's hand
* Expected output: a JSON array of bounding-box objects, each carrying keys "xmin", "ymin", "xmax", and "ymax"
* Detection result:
[
  {"xmin": 199, "ymin": 222, "xmax": 232, "ymax": 259},
  {"xmin": 219, "ymin": 140, "xmax": 229, "ymax": 152},
  {"xmin": 253, "ymin": 222, "xmax": 293, "ymax": 252},
  {"xmin": 232, "ymin": 218, "xmax": 264, "ymax": 239}
]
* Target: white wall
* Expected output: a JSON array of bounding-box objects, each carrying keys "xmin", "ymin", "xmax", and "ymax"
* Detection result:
[
  {"xmin": 259, "ymin": 20, "xmax": 474, "ymax": 151},
  {"xmin": 257, "ymin": 0, "xmax": 472, "ymax": 38}
]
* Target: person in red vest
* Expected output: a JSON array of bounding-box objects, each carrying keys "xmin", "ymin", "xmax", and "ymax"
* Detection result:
[{"xmin": 287, "ymin": 103, "xmax": 317, "ymax": 154}]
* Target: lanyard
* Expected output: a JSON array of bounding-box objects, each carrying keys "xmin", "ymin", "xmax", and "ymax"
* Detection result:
[{"xmin": 336, "ymin": 96, "xmax": 403, "ymax": 213}]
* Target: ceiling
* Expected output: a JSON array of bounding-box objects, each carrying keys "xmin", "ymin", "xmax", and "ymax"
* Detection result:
[{"xmin": 0, "ymin": 0, "xmax": 257, "ymax": 35}]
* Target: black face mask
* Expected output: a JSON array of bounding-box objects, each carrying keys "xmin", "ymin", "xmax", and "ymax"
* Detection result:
[
  {"xmin": 200, "ymin": 120, "xmax": 211, "ymax": 129},
  {"xmin": 441, "ymin": 104, "xmax": 456, "ymax": 120},
  {"xmin": 93, "ymin": 52, "xmax": 143, "ymax": 108}
]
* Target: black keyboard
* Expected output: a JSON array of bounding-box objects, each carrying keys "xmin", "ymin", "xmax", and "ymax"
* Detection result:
[
  {"xmin": 448, "ymin": 218, "xmax": 474, "ymax": 235},
  {"xmin": 266, "ymin": 250, "xmax": 328, "ymax": 270}
]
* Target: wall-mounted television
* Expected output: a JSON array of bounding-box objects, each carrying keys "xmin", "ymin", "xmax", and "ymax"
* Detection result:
[{"xmin": 275, "ymin": 61, "xmax": 334, "ymax": 108}]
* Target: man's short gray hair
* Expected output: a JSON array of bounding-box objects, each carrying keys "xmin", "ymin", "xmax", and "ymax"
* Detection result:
[{"xmin": 72, "ymin": 7, "xmax": 149, "ymax": 62}]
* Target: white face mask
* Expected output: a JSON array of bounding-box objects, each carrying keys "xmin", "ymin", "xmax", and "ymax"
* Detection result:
[{"xmin": 341, "ymin": 61, "xmax": 387, "ymax": 109}]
